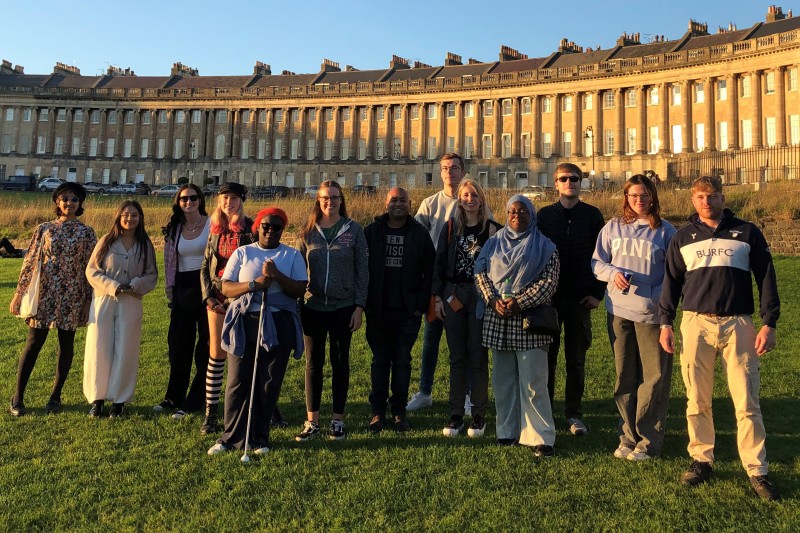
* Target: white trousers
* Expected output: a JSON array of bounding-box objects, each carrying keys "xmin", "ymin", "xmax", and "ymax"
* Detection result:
[{"xmin": 83, "ymin": 294, "xmax": 144, "ymax": 404}]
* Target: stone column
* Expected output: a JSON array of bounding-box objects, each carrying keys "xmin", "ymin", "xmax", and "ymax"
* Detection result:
[
  {"xmin": 420, "ymin": 104, "xmax": 428, "ymax": 159},
  {"xmin": 593, "ymin": 91, "xmax": 602, "ymax": 156},
  {"xmin": 775, "ymin": 66, "xmax": 787, "ymax": 147},
  {"xmin": 349, "ymin": 106, "xmax": 358, "ymax": 160},
  {"xmin": 202, "ymin": 110, "xmax": 212, "ymax": 158},
  {"xmin": 492, "ymin": 99, "xmax": 501, "ymax": 158},
  {"xmin": 64, "ymin": 108, "xmax": 74, "ymax": 155},
  {"xmin": 473, "ymin": 100, "xmax": 482, "ymax": 158},
  {"xmin": 552, "ymin": 95, "xmax": 562, "ymax": 157},
  {"xmin": 232, "ymin": 109, "xmax": 241, "ymax": 158},
  {"xmin": 531, "ymin": 95, "xmax": 540, "ymax": 157},
  {"xmin": 729, "ymin": 74, "xmax": 740, "ymax": 149},
  {"xmin": 114, "ymin": 109, "xmax": 123, "ymax": 157},
  {"xmin": 659, "ymin": 84, "xmax": 670, "ymax": 153},
  {"xmin": 80, "ymin": 108, "xmax": 90, "ymax": 156},
  {"xmin": 165, "ymin": 110, "xmax": 175, "ymax": 158},
  {"xmin": 637, "ymin": 87, "xmax": 647, "ymax": 154},
  {"xmin": 131, "ymin": 110, "xmax": 141, "ymax": 157},
  {"xmin": 512, "ymin": 97, "xmax": 521, "ymax": 157},
  {"xmin": 98, "ymin": 109, "xmax": 107, "ymax": 156},
  {"xmin": 752, "ymin": 70, "xmax": 763, "ymax": 148},
  {"xmin": 455, "ymin": 101, "xmax": 463, "ymax": 155},
  {"xmin": 401, "ymin": 104, "xmax": 410, "ymax": 158},
  {"xmin": 704, "ymin": 78, "xmax": 715, "ymax": 151},
  {"xmin": 683, "ymin": 81, "xmax": 693, "ymax": 153},
  {"xmin": 297, "ymin": 108, "xmax": 307, "ymax": 159},
  {"xmin": 573, "ymin": 92, "xmax": 583, "ymax": 157},
  {"xmin": 281, "ymin": 108, "xmax": 290, "ymax": 159},
  {"xmin": 615, "ymin": 89, "xmax": 624, "ymax": 155},
  {"xmin": 332, "ymin": 106, "xmax": 341, "ymax": 159},
  {"xmin": 315, "ymin": 106, "xmax": 323, "ymax": 159},
  {"xmin": 47, "ymin": 107, "xmax": 57, "ymax": 155},
  {"xmin": 437, "ymin": 102, "xmax": 445, "ymax": 157}
]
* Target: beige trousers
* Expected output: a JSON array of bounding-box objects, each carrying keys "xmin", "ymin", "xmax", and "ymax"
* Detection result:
[{"xmin": 679, "ymin": 312, "xmax": 767, "ymax": 476}]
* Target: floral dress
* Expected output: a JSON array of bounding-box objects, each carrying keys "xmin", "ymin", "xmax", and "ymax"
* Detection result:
[{"xmin": 15, "ymin": 219, "xmax": 97, "ymax": 331}]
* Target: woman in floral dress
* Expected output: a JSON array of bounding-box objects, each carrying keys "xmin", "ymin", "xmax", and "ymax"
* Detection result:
[{"xmin": 9, "ymin": 182, "xmax": 97, "ymax": 416}]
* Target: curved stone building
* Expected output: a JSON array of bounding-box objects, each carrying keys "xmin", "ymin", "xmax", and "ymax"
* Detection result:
[{"xmin": 1, "ymin": 6, "xmax": 798, "ymax": 189}]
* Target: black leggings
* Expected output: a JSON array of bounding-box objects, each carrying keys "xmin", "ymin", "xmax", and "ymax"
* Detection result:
[
  {"xmin": 14, "ymin": 327, "xmax": 76, "ymax": 404},
  {"xmin": 301, "ymin": 305, "xmax": 354, "ymax": 414}
]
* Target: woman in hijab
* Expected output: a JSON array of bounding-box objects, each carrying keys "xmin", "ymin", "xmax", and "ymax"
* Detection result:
[{"xmin": 474, "ymin": 195, "xmax": 560, "ymax": 457}]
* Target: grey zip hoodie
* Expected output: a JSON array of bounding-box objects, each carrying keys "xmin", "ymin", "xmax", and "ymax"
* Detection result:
[{"xmin": 301, "ymin": 218, "xmax": 369, "ymax": 310}]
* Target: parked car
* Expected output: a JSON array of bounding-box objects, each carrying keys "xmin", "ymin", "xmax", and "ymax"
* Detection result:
[
  {"xmin": 1, "ymin": 175, "xmax": 36, "ymax": 191},
  {"xmin": 82, "ymin": 182, "xmax": 108, "ymax": 194},
  {"xmin": 135, "ymin": 182, "xmax": 152, "ymax": 195},
  {"xmin": 521, "ymin": 186, "xmax": 547, "ymax": 201},
  {"xmin": 351, "ymin": 185, "xmax": 377, "ymax": 196},
  {"xmin": 202, "ymin": 184, "xmax": 221, "ymax": 197},
  {"xmin": 304, "ymin": 185, "xmax": 320, "ymax": 198},
  {"xmin": 37, "ymin": 177, "xmax": 65, "ymax": 192},
  {"xmin": 252, "ymin": 185, "xmax": 290, "ymax": 199},
  {"xmin": 151, "ymin": 184, "xmax": 182, "ymax": 197},
  {"xmin": 106, "ymin": 184, "xmax": 139, "ymax": 195}
]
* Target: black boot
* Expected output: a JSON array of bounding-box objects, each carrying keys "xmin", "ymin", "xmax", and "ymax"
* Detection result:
[
  {"xmin": 200, "ymin": 404, "xmax": 219, "ymax": 435},
  {"xmin": 271, "ymin": 407, "xmax": 289, "ymax": 428},
  {"xmin": 88, "ymin": 400, "xmax": 104, "ymax": 418},
  {"xmin": 109, "ymin": 403, "xmax": 125, "ymax": 419}
]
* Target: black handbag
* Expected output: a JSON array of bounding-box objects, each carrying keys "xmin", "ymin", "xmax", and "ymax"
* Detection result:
[{"xmin": 521, "ymin": 305, "xmax": 560, "ymax": 336}]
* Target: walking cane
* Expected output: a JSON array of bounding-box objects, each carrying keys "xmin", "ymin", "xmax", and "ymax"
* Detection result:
[{"xmin": 242, "ymin": 286, "xmax": 267, "ymax": 464}]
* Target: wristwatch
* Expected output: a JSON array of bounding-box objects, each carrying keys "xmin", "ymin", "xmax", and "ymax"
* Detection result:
[{"xmin": 248, "ymin": 280, "xmax": 256, "ymax": 292}]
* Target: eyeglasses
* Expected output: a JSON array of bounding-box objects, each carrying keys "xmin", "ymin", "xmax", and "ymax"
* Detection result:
[
  {"xmin": 319, "ymin": 195, "xmax": 341, "ymax": 203},
  {"xmin": 58, "ymin": 196, "xmax": 80, "ymax": 203},
  {"xmin": 507, "ymin": 209, "xmax": 529, "ymax": 217},
  {"xmin": 179, "ymin": 195, "xmax": 199, "ymax": 203},
  {"xmin": 260, "ymin": 223, "xmax": 284, "ymax": 233},
  {"xmin": 627, "ymin": 193, "xmax": 651, "ymax": 201},
  {"xmin": 441, "ymin": 166, "xmax": 462, "ymax": 172},
  {"xmin": 556, "ymin": 175, "xmax": 581, "ymax": 183}
]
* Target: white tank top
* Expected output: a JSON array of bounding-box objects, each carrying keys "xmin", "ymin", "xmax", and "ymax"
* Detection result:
[{"xmin": 177, "ymin": 218, "xmax": 210, "ymax": 272}]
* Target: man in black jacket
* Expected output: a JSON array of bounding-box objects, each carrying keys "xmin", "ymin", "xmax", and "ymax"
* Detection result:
[
  {"xmin": 364, "ymin": 187, "xmax": 435, "ymax": 433},
  {"xmin": 537, "ymin": 163, "xmax": 606, "ymax": 436},
  {"xmin": 659, "ymin": 176, "xmax": 781, "ymax": 501}
]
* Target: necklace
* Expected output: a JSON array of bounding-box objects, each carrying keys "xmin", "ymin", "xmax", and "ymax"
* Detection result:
[{"xmin": 185, "ymin": 216, "xmax": 205, "ymax": 232}]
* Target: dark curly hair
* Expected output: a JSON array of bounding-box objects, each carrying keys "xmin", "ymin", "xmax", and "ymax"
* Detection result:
[{"xmin": 52, "ymin": 182, "xmax": 87, "ymax": 217}]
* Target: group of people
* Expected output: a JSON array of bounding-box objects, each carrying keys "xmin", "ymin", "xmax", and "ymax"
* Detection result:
[{"xmin": 7, "ymin": 153, "xmax": 782, "ymax": 501}]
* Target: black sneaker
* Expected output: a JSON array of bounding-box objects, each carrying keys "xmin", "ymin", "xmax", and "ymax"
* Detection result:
[
  {"xmin": 442, "ymin": 415, "xmax": 464, "ymax": 437},
  {"xmin": 88, "ymin": 400, "xmax": 104, "ymax": 418},
  {"xmin": 108, "ymin": 403, "xmax": 125, "ymax": 419},
  {"xmin": 329, "ymin": 419, "xmax": 346, "ymax": 440},
  {"xmin": 749, "ymin": 475, "xmax": 781, "ymax": 501},
  {"xmin": 680, "ymin": 460, "xmax": 713, "ymax": 487},
  {"xmin": 392, "ymin": 415, "xmax": 411, "ymax": 432},
  {"xmin": 271, "ymin": 407, "xmax": 289, "ymax": 428},
  {"xmin": 295, "ymin": 420, "xmax": 320, "ymax": 442},
  {"xmin": 368, "ymin": 414, "xmax": 385, "ymax": 434},
  {"xmin": 200, "ymin": 404, "xmax": 219, "ymax": 435},
  {"xmin": 44, "ymin": 399, "xmax": 62, "ymax": 414},
  {"xmin": 9, "ymin": 396, "xmax": 26, "ymax": 417},
  {"xmin": 534, "ymin": 445, "xmax": 555, "ymax": 458}
]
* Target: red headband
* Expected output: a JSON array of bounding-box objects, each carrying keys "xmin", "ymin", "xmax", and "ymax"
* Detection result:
[{"xmin": 252, "ymin": 207, "xmax": 288, "ymax": 232}]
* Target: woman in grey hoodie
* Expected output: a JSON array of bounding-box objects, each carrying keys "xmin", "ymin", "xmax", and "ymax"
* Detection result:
[
  {"xmin": 592, "ymin": 174, "xmax": 676, "ymax": 461},
  {"xmin": 297, "ymin": 180, "xmax": 368, "ymax": 442}
]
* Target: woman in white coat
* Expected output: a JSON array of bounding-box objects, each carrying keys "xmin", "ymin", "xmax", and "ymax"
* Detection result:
[{"xmin": 84, "ymin": 200, "xmax": 158, "ymax": 418}]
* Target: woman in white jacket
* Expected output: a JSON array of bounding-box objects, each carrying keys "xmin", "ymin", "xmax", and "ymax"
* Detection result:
[
  {"xmin": 592, "ymin": 174, "xmax": 676, "ymax": 461},
  {"xmin": 83, "ymin": 200, "xmax": 158, "ymax": 418}
]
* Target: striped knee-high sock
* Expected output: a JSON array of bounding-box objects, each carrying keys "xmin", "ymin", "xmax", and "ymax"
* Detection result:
[{"xmin": 206, "ymin": 358, "xmax": 226, "ymax": 406}]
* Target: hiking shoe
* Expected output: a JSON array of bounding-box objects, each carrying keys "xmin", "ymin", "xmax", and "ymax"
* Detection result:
[
  {"xmin": 534, "ymin": 445, "xmax": 555, "ymax": 458},
  {"xmin": 749, "ymin": 475, "xmax": 781, "ymax": 501},
  {"xmin": 567, "ymin": 418, "xmax": 588, "ymax": 436},
  {"xmin": 271, "ymin": 407, "xmax": 289, "ymax": 428},
  {"xmin": 207, "ymin": 443, "xmax": 231, "ymax": 456},
  {"xmin": 467, "ymin": 415, "xmax": 486, "ymax": 438},
  {"xmin": 627, "ymin": 449, "xmax": 653, "ymax": 462},
  {"xmin": 200, "ymin": 405, "xmax": 219, "ymax": 435},
  {"xmin": 329, "ymin": 419, "xmax": 346, "ymax": 441},
  {"xmin": 88, "ymin": 400, "xmax": 104, "ymax": 418},
  {"xmin": 295, "ymin": 420, "xmax": 320, "ymax": 442},
  {"xmin": 613, "ymin": 445, "xmax": 633, "ymax": 459},
  {"xmin": 153, "ymin": 400, "xmax": 173, "ymax": 412},
  {"xmin": 171, "ymin": 409, "xmax": 187, "ymax": 420},
  {"xmin": 464, "ymin": 393, "xmax": 472, "ymax": 418},
  {"xmin": 368, "ymin": 415, "xmax": 385, "ymax": 434},
  {"xmin": 392, "ymin": 415, "xmax": 411, "ymax": 432},
  {"xmin": 443, "ymin": 415, "xmax": 464, "ymax": 437},
  {"xmin": 406, "ymin": 391, "xmax": 432, "ymax": 411},
  {"xmin": 108, "ymin": 403, "xmax": 125, "ymax": 419},
  {"xmin": 44, "ymin": 399, "xmax": 62, "ymax": 414},
  {"xmin": 680, "ymin": 460, "xmax": 713, "ymax": 487},
  {"xmin": 9, "ymin": 397, "xmax": 26, "ymax": 417}
]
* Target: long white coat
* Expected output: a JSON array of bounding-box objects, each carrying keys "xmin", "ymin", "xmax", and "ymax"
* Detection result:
[{"xmin": 83, "ymin": 237, "xmax": 158, "ymax": 403}]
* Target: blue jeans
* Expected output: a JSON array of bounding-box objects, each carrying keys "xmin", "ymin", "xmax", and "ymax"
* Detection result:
[
  {"xmin": 366, "ymin": 311, "xmax": 422, "ymax": 416},
  {"xmin": 417, "ymin": 318, "xmax": 444, "ymax": 395}
]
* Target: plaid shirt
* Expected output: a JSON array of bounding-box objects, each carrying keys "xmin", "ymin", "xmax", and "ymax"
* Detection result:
[{"xmin": 475, "ymin": 251, "xmax": 560, "ymax": 351}]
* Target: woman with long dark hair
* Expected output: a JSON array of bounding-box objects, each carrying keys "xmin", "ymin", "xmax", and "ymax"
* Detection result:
[
  {"xmin": 297, "ymin": 180, "xmax": 368, "ymax": 442},
  {"xmin": 83, "ymin": 200, "xmax": 158, "ymax": 417},
  {"xmin": 9, "ymin": 183, "xmax": 97, "ymax": 416},
  {"xmin": 154, "ymin": 183, "xmax": 211, "ymax": 419},
  {"xmin": 592, "ymin": 174, "xmax": 676, "ymax": 461}
]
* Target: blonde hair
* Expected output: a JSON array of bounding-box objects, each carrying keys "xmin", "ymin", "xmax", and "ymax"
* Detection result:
[
  {"xmin": 453, "ymin": 178, "xmax": 490, "ymax": 235},
  {"xmin": 210, "ymin": 193, "xmax": 245, "ymax": 234}
]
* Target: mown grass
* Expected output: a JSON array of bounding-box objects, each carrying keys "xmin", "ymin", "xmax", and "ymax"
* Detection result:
[{"xmin": 0, "ymin": 255, "xmax": 798, "ymax": 531}]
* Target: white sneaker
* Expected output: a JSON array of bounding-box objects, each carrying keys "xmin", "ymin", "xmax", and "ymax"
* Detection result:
[
  {"xmin": 613, "ymin": 445, "xmax": 633, "ymax": 459},
  {"xmin": 171, "ymin": 409, "xmax": 187, "ymax": 420},
  {"xmin": 252, "ymin": 446, "xmax": 270, "ymax": 455},
  {"xmin": 464, "ymin": 394, "xmax": 472, "ymax": 418},
  {"xmin": 567, "ymin": 418, "xmax": 588, "ymax": 436},
  {"xmin": 443, "ymin": 415, "xmax": 464, "ymax": 437},
  {"xmin": 406, "ymin": 392, "xmax": 432, "ymax": 411},
  {"xmin": 626, "ymin": 449, "xmax": 652, "ymax": 461},
  {"xmin": 467, "ymin": 416, "xmax": 486, "ymax": 438},
  {"xmin": 207, "ymin": 443, "xmax": 231, "ymax": 456}
]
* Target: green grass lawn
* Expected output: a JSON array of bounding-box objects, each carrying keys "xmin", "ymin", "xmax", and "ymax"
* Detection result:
[{"xmin": 0, "ymin": 256, "xmax": 798, "ymax": 531}]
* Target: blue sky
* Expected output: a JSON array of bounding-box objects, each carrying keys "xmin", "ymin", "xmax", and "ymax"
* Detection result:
[{"xmin": 3, "ymin": 1, "xmax": 782, "ymax": 76}]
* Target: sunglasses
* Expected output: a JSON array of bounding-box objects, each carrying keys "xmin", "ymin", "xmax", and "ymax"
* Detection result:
[
  {"xmin": 556, "ymin": 175, "xmax": 581, "ymax": 183},
  {"xmin": 179, "ymin": 195, "xmax": 199, "ymax": 203},
  {"xmin": 59, "ymin": 196, "xmax": 80, "ymax": 203},
  {"xmin": 260, "ymin": 223, "xmax": 284, "ymax": 233}
]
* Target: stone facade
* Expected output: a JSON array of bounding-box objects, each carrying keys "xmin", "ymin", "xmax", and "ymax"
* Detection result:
[{"xmin": 1, "ymin": 8, "xmax": 799, "ymax": 190}]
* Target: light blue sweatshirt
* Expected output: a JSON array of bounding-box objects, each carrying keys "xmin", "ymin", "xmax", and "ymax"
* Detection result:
[{"xmin": 592, "ymin": 217, "xmax": 676, "ymax": 324}]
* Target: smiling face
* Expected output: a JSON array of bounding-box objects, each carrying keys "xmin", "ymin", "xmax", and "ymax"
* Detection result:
[
  {"xmin": 385, "ymin": 187, "xmax": 410, "ymax": 220},
  {"xmin": 259, "ymin": 215, "xmax": 284, "ymax": 248},
  {"xmin": 219, "ymin": 193, "xmax": 241, "ymax": 216},
  {"xmin": 178, "ymin": 188, "xmax": 200, "ymax": 216},
  {"xmin": 56, "ymin": 190, "xmax": 81, "ymax": 219},
  {"xmin": 506, "ymin": 201, "xmax": 531, "ymax": 233},
  {"xmin": 459, "ymin": 183, "xmax": 481, "ymax": 215},
  {"xmin": 119, "ymin": 205, "xmax": 140, "ymax": 232},
  {"xmin": 626, "ymin": 184, "xmax": 652, "ymax": 219},
  {"xmin": 317, "ymin": 186, "xmax": 342, "ymax": 218}
]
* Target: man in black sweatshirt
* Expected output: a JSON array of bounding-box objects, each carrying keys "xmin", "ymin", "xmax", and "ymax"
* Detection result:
[
  {"xmin": 659, "ymin": 176, "xmax": 781, "ymax": 501},
  {"xmin": 537, "ymin": 163, "xmax": 606, "ymax": 436}
]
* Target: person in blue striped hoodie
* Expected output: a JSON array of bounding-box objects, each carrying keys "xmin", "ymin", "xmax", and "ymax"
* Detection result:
[{"xmin": 592, "ymin": 174, "xmax": 676, "ymax": 461}]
